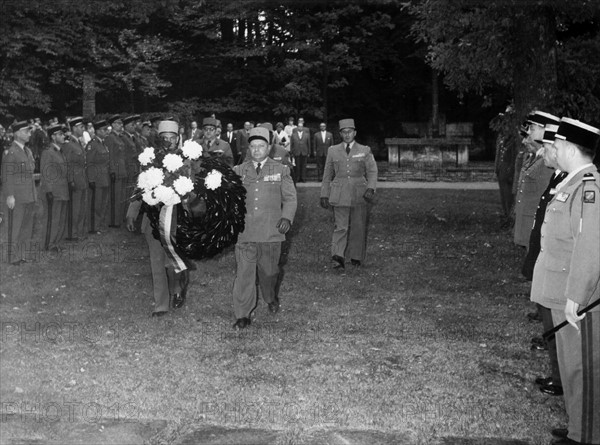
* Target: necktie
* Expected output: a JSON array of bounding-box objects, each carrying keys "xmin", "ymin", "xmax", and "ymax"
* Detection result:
[
  {"xmin": 346, "ymin": 144, "xmax": 351, "ymax": 155},
  {"xmin": 256, "ymin": 163, "xmax": 261, "ymax": 175}
]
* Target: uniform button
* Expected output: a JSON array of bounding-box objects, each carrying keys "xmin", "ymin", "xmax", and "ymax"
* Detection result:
[
  {"xmin": 518, "ymin": 200, "xmax": 521, "ymax": 203},
  {"xmin": 255, "ymin": 188, "xmax": 258, "ymax": 191},
  {"xmin": 254, "ymin": 207, "xmax": 258, "ymax": 210},
  {"xmin": 540, "ymin": 248, "xmax": 543, "ymax": 252},
  {"xmin": 562, "ymin": 268, "xmax": 566, "ymax": 271},
  {"xmin": 255, "ymin": 198, "xmax": 258, "ymax": 200}
]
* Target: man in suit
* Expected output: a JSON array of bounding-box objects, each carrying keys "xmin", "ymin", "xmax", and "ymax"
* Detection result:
[
  {"xmin": 514, "ymin": 111, "xmax": 559, "ymax": 247},
  {"xmin": 313, "ymin": 122, "xmax": 333, "ymax": 181},
  {"xmin": 85, "ymin": 120, "xmax": 111, "ymax": 232},
  {"xmin": 105, "ymin": 114, "xmax": 127, "ymax": 227},
  {"xmin": 531, "ymin": 117, "xmax": 600, "ymax": 445},
  {"xmin": 199, "ymin": 117, "xmax": 234, "ymax": 166},
  {"xmin": 221, "ymin": 122, "xmax": 238, "ymax": 164},
  {"xmin": 126, "ymin": 120, "xmax": 191, "ymax": 317},
  {"xmin": 1, "ymin": 121, "xmax": 37, "ymax": 264},
  {"xmin": 320, "ymin": 118, "xmax": 378, "ymax": 269},
  {"xmin": 231, "ymin": 126, "xmax": 297, "ymax": 329},
  {"xmin": 40, "ymin": 124, "xmax": 69, "ymax": 251},
  {"xmin": 290, "ymin": 117, "xmax": 311, "ymax": 182},
  {"xmin": 236, "ymin": 121, "xmax": 253, "ymax": 164},
  {"xmin": 62, "ymin": 117, "xmax": 89, "ymax": 240},
  {"xmin": 188, "ymin": 121, "xmax": 202, "ymax": 142}
]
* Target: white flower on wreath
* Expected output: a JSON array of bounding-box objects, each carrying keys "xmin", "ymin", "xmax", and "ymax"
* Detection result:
[
  {"xmin": 163, "ymin": 153, "xmax": 184, "ymax": 172},
  {"xmin": 154, "ymin": 185, "xmax": 181, "ymax": 206},
  {"xmin": 181, "ymin": 140, "xmax": 203, "ymax": 160},
  {"xmin": 173, "ymin": 176, "xmax": 194, "ymax": 196},
  {"xmin": 205, "ymin": 169, "xmax": 223, "ymax": 190},
  {"xmin": 138, "ymin": 147, "xmax": 155, "ymax": 166},
  {"xmin": 138, "ymin": 167, "xmax": 164, "ymax": 191},
  {"xmin": 142, "ymin": 189, "xmax": 160, "ymax": 206}
]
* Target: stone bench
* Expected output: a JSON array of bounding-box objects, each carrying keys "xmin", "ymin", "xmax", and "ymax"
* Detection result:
[{"xmin": 385, "ymin": 138, "xmax": 471, "ymax": 167}]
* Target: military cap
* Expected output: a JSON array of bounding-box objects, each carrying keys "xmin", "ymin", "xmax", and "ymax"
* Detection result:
[
  {"xmin": 339, "ymin": 118, "xmax": 355, "ymax": 130},
  {"xmin": 122, "ymin": 114, "xmax": 141, "ymax": 126},
  {"xmin": 541, "ymin": 124, "xmax": 559, "ymax": 144},
  {"xmin": 142, "ymin": 120, "xmax": 151, "ymax": 128},
  {"xmin": 69, "ymin": 116, "xmax": 84, "ymax": 127},
  {"xmin": 93, "ymin": 119, "xmax": 109, "ymax": 131},
  {"xmin": 202, "ymin": 117, "xmax": 218, "ymax": 128},
  {"xmin": 527, "ymin": 111, "xmax": 560, "ymax": 128},
  {"xmin": 107, "ymin": 114, "xmax": 122, "ymax": 125},
  {"xmin": 47, "ymin": 124, "xmax": 65, "ymax": 137},
  {"xmin": 150, "ymin": 114, "xmax": 162, "ymax": 123},
  {"xmin": 158, "ymin": 120, "xmax": 179, "ymax": 134},
  {"xmin": 555, "ymin": 118, "xmax": 600, "ymax": 152},
  {"xmin": 248, "ymin": 127, "xmax": 270, "ymax": 144},
  {"xmin": 10, "ymin": 120, "xmax": 32, "ymax": 132},
  {"xmin": 519, "ymin": 119, "xmax": 530, "ymax": 138},
  {"xmin": 258, "ymin": 122, "xmax": 274, "ymax": 132}
]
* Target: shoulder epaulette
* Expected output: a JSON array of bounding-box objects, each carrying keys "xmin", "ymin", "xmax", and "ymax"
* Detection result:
[{"xmin": 582, "ymin": 173, "xmax": 595, "ymax": 181}]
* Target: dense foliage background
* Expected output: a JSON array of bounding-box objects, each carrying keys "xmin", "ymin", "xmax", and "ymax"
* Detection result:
[{"xmin": 1, "ymin": 0, "xmax": 599, "ymax": 158}]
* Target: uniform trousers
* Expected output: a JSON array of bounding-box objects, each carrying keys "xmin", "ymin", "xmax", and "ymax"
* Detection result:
[
  {"xmin": 537, "ymin": 303, "xmax": 561, "ymax": 385},
  {"xmin": 1, "ymin": 202, "xmax": 35, "ymax": 263},
  {"xmin": 144, "ymin": 230, "xmax": 182, "ymax": 313},
  {"xmin": 91, "ymin": 186, "xmax": 110, "ymax": 230},
  {"xmin": 42, "ymin": 198, "xmax": 67, "ymax": 250},
  {"xmin": 233, "ymin": 242, "xmax": 281, "ymax": 319},
  {"xmin": 332, "ymin": 205, "xmax": 367, "ymax": 262},
  {"xmin": 112, "ymin": 179, "xmax": 126, "ymax": 225},
  {"xmin": 552, "ymin": 310, "xmax": 600, "ymax": 444},
  {"xmin": 71, "ymin": 188, "xmax": 88, "ymax": 239}
]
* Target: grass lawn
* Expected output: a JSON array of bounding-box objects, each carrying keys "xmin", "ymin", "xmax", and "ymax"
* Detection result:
[{"xmin": 0, "ymin": 188, "xmax": 563, "ymax": 445}]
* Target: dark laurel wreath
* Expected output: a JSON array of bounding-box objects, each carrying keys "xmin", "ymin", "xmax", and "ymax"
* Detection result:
[{"xmin": 141, "ymin": 156, "xmax": 247, "ymax": 260}]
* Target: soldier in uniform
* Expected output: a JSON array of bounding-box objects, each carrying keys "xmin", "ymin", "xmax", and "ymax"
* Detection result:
[
  {"xmin": 231, "ymin": 127, "xmax": 297, "ymax": 329},
  {"xmin": 62, "ymin": 117, "xmax": 88, "ymax": 240},
  {"xmin": 199, "ymin": 117, "xmax": 234, "ymax": 166},
  {"xmin": 513, "ymin": 111, "xmax": 559, "ymax": 247},
  {"xmin": 105, "ymin": 114, "xmax": 127, "ymax": 227},
  {"xmin": 522, "ymin": 123, "xmax": 568, "ymax": 397},
  {"xmin": 320, "ymin": 118, "xmax": 377, "ymax": 269},
  {"xmin": 85, "ymin": 120, "xmax": 111, "ymax": 232},
  {"xmin": 531, "ymin": 117, "xmax": 600, "ymax": 445},
  {"xmin": 1, "ymin": 121, "xmax": 37, "ymax": 264},
  {"xmin": 126, "ymin": 120, "xmax": 191, "ymax": 317},
  {"xmin": 40, "ymin": 124, "xmax": 69, "ymax": 251}
]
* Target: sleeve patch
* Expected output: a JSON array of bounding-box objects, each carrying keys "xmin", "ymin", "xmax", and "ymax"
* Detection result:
[{"xmin": 583, "ymin": 190, "xmax": 595, "ymax": 204}]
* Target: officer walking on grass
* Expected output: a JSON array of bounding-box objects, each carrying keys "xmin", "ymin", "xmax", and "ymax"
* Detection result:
[
  {"xmin": 320, "ymin": 118, "xmax": 377, "ymax": 270},
  {"xmin": 530, "ymin": 117, "xmax": 600, "ymax": 445}
]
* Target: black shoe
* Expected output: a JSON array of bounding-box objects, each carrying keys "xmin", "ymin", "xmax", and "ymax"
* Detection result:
[
  {"xmin": 172, "ymin": 292, "xmax": 186, "ymax": 309},
  {"xmin": 268, "ymin": 301, "xmax": 280, "ymax": 314},
  {"xmin": 351, "ymin": 259, "xmax": 361, "ymax": 267},
  {"xmin": 531, "ymin": 336, "xmax": 548, "ymax": 350},
  {"xmin": 151, "ymin": 311, "xmax": 168, "ymax": 317},
  {"xmin": 233, "ymin": 317, "xmax": 251, "ymax": 330},
  {"xmin": 540, "ymin": 383, "xmax": 564, "ymax": 396},
  {"xmin": 527, "ymin": 311, "xmax": 542, "ymax": 322},
  {"xmin": 332, "ymin": 255, "xmax": 345, "ymax": 269},
  {"xmin": 551, "ymin": 437, "xmax": 590, "ymax": 445},
  {"xmin": 535, "ymin": 376, "xmax": 553, "ymax": 386},
  {"xmin": 551, "ymin": 429, "xmax": 568, "ymax": 439}
]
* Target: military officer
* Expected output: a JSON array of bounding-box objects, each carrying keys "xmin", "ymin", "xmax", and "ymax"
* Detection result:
[
  {"xmin": 1, "ymin": 121, "xmax": 37, "ymax": 264},
  {"xmin": 320, "ymin": 118, "xmax": 377, "ymax": 269},
  {"xmin": 40, "ymin": 124, "xmax": 69, "ymax": 251},
  {"xmin": 231, "ymin": 126, "xmax": 297, "ymax": 329},
  {"xmin": 522, "ymin": 123, "xmax": 568, "ymax": 397},
  {"xmin": 531, "ymin": 117, "xmax": 600, "ymax": 445},
  {"xmin": 121, "ymin": 115, "xmax": 141, "ymax": 202},
  {"xmin": 85, "ymin": 120, "xmax": 111, "ymax": 232},
  {"xmin": 513, "ymin": 111, "xmax": 559, "ymax": 247},
  {"xmin": 200, "ymin": 117, "xmax": 234, "ymax": 166},
  {"xmin": 105, "ymin": 114, "xmax": 127, "ymax": 227},
  {"xmin": 62, "ymin": 117, "xmax": 88, "ymax": 240},
  {"xmin": 126, "ymin": 120, "xmax": 191, "ymax": 317}
]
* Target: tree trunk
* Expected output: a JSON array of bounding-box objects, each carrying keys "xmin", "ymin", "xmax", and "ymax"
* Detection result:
[
  {"xmin": 431, "ymin": 69, "xmax": 439, "ymax": 137},
  {"xmin": 82, "ymin": 72, "xmax": 96, "ymax": 118},
  {"xmin": 221, "ymin": 18, "xmax": 234, "ymax": 43}
]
